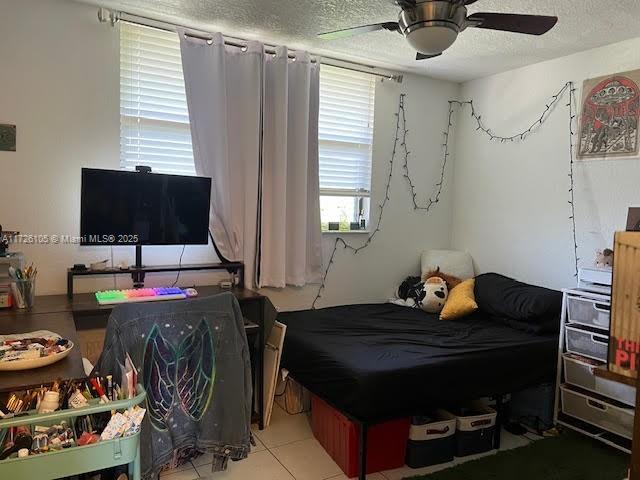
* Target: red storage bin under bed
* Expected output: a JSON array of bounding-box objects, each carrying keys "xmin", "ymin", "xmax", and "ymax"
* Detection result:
[{"xmin": 311, "ymin": 395, "xmax": 410, "ymax": 477}]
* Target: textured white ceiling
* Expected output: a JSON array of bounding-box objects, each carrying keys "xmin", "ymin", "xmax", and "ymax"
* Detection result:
[{"xmin": 80, "ymin": 0, "xmax": 640, "ymax": 82}]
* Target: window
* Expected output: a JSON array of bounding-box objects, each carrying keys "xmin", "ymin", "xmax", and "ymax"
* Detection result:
[
  {"xmin": 120, "ymin": 22, "xmax": 195, "ymax": 175},
  {"xmin": 120, "ymin": 24, "xmax": 377, "ymax": 231},
  {"xmin": 319, "ymin": 65, "xmax": 376, "ymax": 232}
]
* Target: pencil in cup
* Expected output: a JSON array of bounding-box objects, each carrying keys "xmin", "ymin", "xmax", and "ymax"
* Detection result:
[{"xmin": 11, "ymin": 278, "xmax": 36, "ymax": 309}]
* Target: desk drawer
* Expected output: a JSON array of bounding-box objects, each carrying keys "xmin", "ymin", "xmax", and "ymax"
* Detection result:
[
  {"xmin": 567, "ymin": 296, "xmax": 610, "ymax": 330},
  {"xmin": 565, "ymin": 325, "xmax": 608, "ymax": 362},
  {"xmin": 561, "ymin": 386, "xmax": 634, "ymax": 439}
]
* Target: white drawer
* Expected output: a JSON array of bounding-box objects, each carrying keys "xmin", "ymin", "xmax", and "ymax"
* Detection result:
[
  {"xmin": 578, "ymin": 267, "xmax": 612, "ymax": 287},
  {"xmin": 567, "ymin": 295, "xmax": 610, "ymax": 330},
  {"xmin": 561, "ymin": 386, "xmax": 634, "ymax": 439},
  {"xmin": 563, "ymin": 354, "xmax": 636, "ymax": 406},
  {"xmin": 565, "ymin": 325, "xmax": 609, "ymax": 362}
]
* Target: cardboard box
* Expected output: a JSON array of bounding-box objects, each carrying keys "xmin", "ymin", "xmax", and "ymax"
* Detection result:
[{"xmin": 609, "ymin": 231, "xmax": 640, "ymax": 378}]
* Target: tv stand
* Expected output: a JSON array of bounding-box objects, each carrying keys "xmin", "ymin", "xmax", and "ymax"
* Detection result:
[{"xmin": 67, "ymin": 260, "xmax": 244, "ymax": 299}]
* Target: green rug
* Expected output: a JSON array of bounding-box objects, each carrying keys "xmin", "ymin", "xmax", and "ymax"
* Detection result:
[{"xmin": 405, "ymin": 432, "xmax": 628, "ymax": 480}]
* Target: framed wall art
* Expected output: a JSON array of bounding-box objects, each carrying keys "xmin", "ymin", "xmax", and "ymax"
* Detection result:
[{"xmin": 578, "ymin": 69, "xmax": 640, "ymax": 160}]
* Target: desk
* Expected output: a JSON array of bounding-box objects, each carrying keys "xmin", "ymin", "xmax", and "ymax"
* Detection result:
[
  {"xmin": 0, "ymin": 286, "xmax": 266, "ymax": 429},
  {"xmin": 0, "ymin": 285, "xmax": 265, "ymax": 317},
  {"xmin": 0, "ymin": 312, "xmax": 84, "ymax": 391}
]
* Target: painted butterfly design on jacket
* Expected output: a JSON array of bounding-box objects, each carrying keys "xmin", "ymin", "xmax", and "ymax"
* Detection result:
[{"xmin": 142, "ymin": 319, "xmax": 215, "ymax": 431}]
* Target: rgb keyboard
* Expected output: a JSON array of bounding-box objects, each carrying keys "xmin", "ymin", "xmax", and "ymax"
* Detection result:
[{"xmin": 95, "ymin": 287, "xmax": 187, "ymax": 305}]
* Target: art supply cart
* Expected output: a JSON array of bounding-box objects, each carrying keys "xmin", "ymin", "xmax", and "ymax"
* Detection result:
[{"xmin": 0, "ymin": 385, "xmax": 146, "ymax": 480}]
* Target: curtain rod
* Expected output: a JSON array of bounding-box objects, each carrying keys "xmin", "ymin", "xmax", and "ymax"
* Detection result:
[{"xmin": 99, "ymin": 8, "xmax": 403, "ymax": 83}]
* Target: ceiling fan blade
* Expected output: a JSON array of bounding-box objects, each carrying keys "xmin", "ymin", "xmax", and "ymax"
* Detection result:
[
  {"xmin": 467, "ymin": 13, "xmax": 558, "ymax": 35},
  {"xmin": 416, "ymin": 52, "xmax": 442, "ymax": 61},
  {"xmin": 318, "ymin": 22, "xmax": 400, "ymax": 40}
]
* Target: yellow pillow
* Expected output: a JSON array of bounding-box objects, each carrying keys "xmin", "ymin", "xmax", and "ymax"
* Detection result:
[{"xmin": 440, "ymin": 278, "xmax": 478, "ymax": 320}]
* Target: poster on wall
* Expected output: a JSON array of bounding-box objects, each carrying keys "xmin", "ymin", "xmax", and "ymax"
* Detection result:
[{"xmin": 578, "ymin": 69, "xmax": 640, "ymax": 160}]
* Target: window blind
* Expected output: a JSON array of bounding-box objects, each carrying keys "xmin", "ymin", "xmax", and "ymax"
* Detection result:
[
  {"xmin": 120, "ymin": 22, "xmax": 196, "ymax": 176},
  {"xmin": 319, "ymin": 65, "xmax": 376, "ymax": 195}
]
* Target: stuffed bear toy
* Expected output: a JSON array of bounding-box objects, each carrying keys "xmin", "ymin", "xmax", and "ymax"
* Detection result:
[
  {"xmin": 421, "ymin": 276, "xmax": 449, "ymax": 313},
  {"xmin": 422, "ymin": 267, "xmax": 462, "ymax": 290},
  {"xmin": 595, "ymin": 248, "xmax": 614, "ymax": 269}
]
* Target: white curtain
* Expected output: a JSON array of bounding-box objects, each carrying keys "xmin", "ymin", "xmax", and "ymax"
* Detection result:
[
  {"xmin": 260, "ymin": 47, "xmax": 322, "ymax": 287},
  {"xmin": 179, "ymin": 32, "xmax": 322, "ymax": 288}
]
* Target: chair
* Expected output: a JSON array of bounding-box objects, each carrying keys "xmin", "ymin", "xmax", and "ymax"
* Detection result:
[{"xmin": 92, "ymin": 292, "xmax": 253, "ymax": 479}]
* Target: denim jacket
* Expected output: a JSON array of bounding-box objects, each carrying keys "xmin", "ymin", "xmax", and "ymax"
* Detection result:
[{"xmin": 93, "ymin": 292, "xmax": 253, "ymax": 479}]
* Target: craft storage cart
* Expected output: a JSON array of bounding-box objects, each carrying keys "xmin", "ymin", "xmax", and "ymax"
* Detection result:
[
  {"xmin": 554, "ymin": 268, "xmax": 635, "ymax": 453},
  {"xmin": 0, "ymin": 385, "xmax": 146, "ymax": 480}
]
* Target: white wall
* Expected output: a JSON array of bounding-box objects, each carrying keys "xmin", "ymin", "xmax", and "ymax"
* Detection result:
[
  {"xmin": 451, "ymin": 37, "xmax": 640, "ymax": 290},
  {"xmin": 0, "ymin": 0, "xmax": 119, "ymax": 294},
  {"xmin": 1, "ymin": 0, "xmax": 460, "ymax": 310},
  {"xmin": 262, "ymin": 74, "xmax": 460, "ymax": 310},
  {"xmin": 0, "ymin": 0, "xmax": 223, "ymax": 295}
]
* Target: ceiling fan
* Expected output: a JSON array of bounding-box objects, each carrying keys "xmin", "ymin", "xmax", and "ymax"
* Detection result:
[{"xmin": 317, "ymin": 0, "xmax": 558, "ymax": 60}]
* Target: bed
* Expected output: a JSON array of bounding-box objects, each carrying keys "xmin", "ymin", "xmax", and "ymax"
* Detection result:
[
  {"xmin": 279, "ymin": 302, "xmax": 559, "ymax": 423},
  {"xmin": 277, "ymin": 273, "xmax": 561, "ymax": 480}
]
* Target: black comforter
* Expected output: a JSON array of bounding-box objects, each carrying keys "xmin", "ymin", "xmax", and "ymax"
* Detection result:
[{"xmin": 279, "ymin": 303, "xmax": 558, "ymax": 422}]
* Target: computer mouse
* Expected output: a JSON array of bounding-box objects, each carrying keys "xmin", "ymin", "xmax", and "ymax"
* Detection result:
[{"xmin": 185, "ymin": 288, "xmax": 199, "ymax": 298}]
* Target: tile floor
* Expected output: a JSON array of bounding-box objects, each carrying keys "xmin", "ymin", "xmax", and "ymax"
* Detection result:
[{"xmin": 160, "ymin": 404, "xmax": 537, "ymax": 480}]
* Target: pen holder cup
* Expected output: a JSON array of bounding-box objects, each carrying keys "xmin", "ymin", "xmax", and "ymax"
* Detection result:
[{"xmin": 11, "ymin": 278, "xmax": 36, "ymax": 310}]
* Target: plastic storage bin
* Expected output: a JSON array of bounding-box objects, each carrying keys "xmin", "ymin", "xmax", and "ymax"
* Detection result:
[
  {"xmin": 565, "ymin": 325, "xmax": 609, "ymax": 362},
  {"xmin": 567, "ymin": 296, "xmax": 610, "ymax": 329},
  {"xmin": 561, "ymin": 386, "xmax": 634, "ymax": 439},
  {"xmin": 563, "ymin": 354, "xmax": 636, "ymax": 406},
  {"xmin": 310, "ymin": 395, "xmax": 410, "ymax": 477},
  {"xmin": 406, "ymin": 411, "xmax": 456, "ymax": 468},
  {"xmin": 0, "ymin": 385, "xmax": 146, "ymax": 480},
  {"xmin": 578, "ymin": 267, "xmax": 612, "ymax": 290},
  {"xmin": 508, "ymin": 383, "xmax": 555, "ymax": 430},
  {"xmin": 453, "ymin": 403, "xmax": 497, "ymax": 457}
]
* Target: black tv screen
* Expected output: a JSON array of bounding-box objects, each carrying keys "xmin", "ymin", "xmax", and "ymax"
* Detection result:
[{"xmin": 80, "ymin": 168, "xmax": 211, "ymax": 246}]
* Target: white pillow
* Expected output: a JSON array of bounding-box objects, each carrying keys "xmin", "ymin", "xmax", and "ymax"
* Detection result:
[{"xmin": 421, "ymin": 250, "xmax": 474, "ymax": 280}]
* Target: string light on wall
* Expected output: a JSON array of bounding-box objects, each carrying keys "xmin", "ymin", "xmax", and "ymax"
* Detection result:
[
  {"xmin": 452, "ymin": 82, "xmax": 573, "ymax": 143},
  {"xmin": 567, "ymin": 83, "xmax": 579, "ymax": 277},
  {"xmin": 312, "ymin": 93, "xmax": 450, "ymax": 309},
  {"xmin": 404, "ymin": 97, "xmax": 453, "ymax": 211},
  {"xmin": 312, "ymin": 81, "xmax": 579, "ymax": 309},
  {"xmin": 450, "ymin": 81, "xmax": 579, "ymax": 277}
]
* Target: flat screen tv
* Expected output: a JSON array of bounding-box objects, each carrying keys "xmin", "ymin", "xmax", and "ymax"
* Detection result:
[{"xmin": 80, "ymin": 168, "xmax": 212, "ymax": 246}]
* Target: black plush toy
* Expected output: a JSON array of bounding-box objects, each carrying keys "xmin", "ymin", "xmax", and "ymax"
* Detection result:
[
  {"xmin": 393, "ymin": 276, "xmax": 426, "ymax": 308},
  {"xmin": 392, "ymin": 273, "xmax": 449, "ymax": 312}
]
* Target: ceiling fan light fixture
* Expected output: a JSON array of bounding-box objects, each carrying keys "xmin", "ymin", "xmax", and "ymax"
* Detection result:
[
  {"xmin": 405, "ymin": 24, "xmax": 458, "ymax": 55},
  {"xmin": 317, "ymin": 1, "xmax": 559, "ymax": 60}
]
